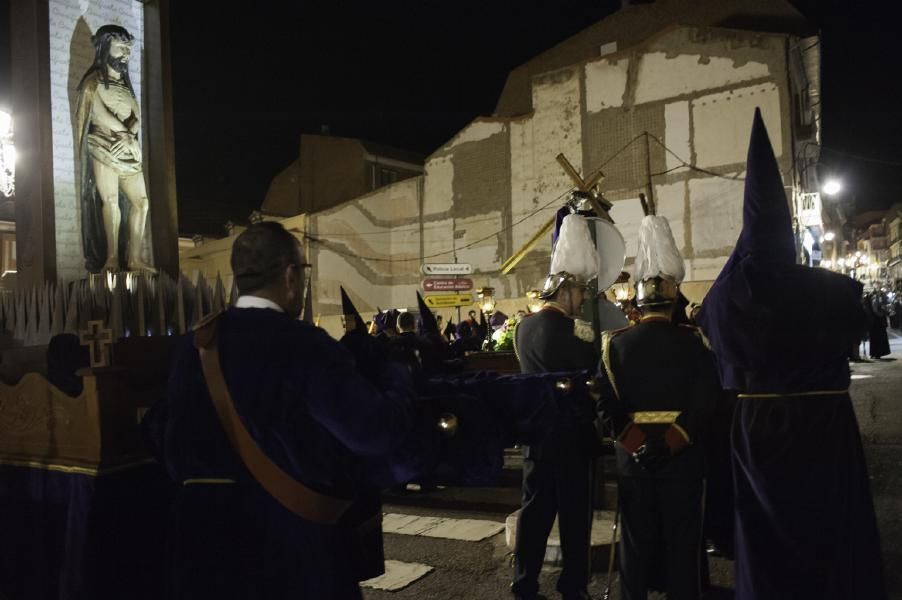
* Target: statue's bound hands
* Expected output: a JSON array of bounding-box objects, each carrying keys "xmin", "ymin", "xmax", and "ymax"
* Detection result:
[{"xmin": 109, "ymin": 132, "xmax": 141, "ymax": 161}]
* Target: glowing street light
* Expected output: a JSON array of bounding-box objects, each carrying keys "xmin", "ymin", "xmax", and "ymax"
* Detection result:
[
  {"xmin": 822, "ymin": 179, "xmax": 842, "ymax": 196},
  {"xmin": 824, "ymin": 231, "xmax": 836, "ymax": 242},
  {"xmin": 0, "ymin": 109, "xmax": 14, "ymax": 197}
]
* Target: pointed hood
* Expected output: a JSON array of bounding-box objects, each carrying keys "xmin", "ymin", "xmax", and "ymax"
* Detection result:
[
  {"xmin": 734, "ymin": 108, "xmax": 796, "ymax": 265},
  {"xmin": 340, "ymin": 287, "xmax": 366, "ymax": 333},
  {"xmin": 416, "ymin": 292, "xmax": 439, "ymax": 337},
  {"xmin": 697, "ymin": 108, "xmax": 864, "ymax": 394}
]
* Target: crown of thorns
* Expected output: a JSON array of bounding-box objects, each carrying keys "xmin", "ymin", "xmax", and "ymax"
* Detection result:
[{"xmin": 92, "ymin": 25, "xmax": 134, "ymax": 47}]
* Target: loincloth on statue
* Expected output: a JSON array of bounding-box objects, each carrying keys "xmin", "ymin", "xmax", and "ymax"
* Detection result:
[{"xmin": 87, "ymin": 130, "xmax": 143, "ymax": 176}]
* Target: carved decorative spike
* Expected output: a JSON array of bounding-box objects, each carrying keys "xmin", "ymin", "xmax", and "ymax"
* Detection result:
[
  {"xmin": 63, "ymin": 283, "xmax": 79, "ymax": 335},
  {"xmin": 14, "ymin": 293, "xmax": 25, "ymax": 342},
  {"xmin": 54, "ymin": 282, "xmax": 65, "ymax": 322},
  {"xmin": 24, "ymin": 288, "xmax": 38, "ymax": 346},
  {"xmin": 176, "ymin": 274, "xmax": 189, "ymax": 335},
  {"xmin": 49, "ymin": 285, "xmax": 64, "ymax": 339},
  {"xmin": 77, "ymin": 284, "xmax": 91, "ymax": 331},
  {"xmin": 136, "ymin": 273, "xmax": 148, "ymax": 337},
  {"xmin": 109, "ymin": 276, "xmax": 125, "ymax": 341},
  {"xmin": 192, "ymin": 277, "xmax": 204, "ymax": 327},
  {"xmin": 79, "ymin": 320, "xmax": 114, "ymax": 368},
  {"xmin": 228, "ymin": 276, "xmax": 238, "ymax": 307},
  {"xmin": 213, "ymin": 273, "xmax": 225, "ymax": 313},
  {"xmin": 156, "ymin": 274, "xmax": 168, "ymax": 336},
  {"xmin": 37, "ymin": 285, "xmax": 51, "ymax": 344}
]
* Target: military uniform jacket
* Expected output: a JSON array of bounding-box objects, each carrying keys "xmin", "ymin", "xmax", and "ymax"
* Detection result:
[
  {"xmin": 514, "ymin": 306, "xmax": 597, "ymax": 459},
  {"xmin": 514, "ymin": 306, "xmax": 597, "ymax": 375},
  {"xmin": 601, "ymin": 316, "xmax": 719, "ymax": 479}
]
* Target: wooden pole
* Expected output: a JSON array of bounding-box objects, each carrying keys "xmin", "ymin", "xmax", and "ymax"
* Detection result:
[{"xmin": 644, "ymin": 133, "xmax": 657, "ymax": 216}]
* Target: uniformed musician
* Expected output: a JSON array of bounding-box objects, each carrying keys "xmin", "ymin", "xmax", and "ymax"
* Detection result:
[
  {"xmin": 599, "ymin": 215, "xmax": 720, "ymax": 600},
  {"xmin": 511, "ymin": 270, "xmax": 598, "ymax": 600}
]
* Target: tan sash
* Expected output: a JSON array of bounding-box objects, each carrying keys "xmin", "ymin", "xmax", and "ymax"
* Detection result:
[{"xmin": 193, "ymin": 313, "xmax": 352, "ymax": 525}]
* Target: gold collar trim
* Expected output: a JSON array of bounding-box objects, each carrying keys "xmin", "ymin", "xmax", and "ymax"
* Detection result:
[{"xmin": 629, "ymin": 411, "xmax": 681, "ymax": 424}]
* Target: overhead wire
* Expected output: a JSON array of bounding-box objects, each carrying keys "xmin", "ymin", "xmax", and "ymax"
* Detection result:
[
  {"xmin": 305, "ymin": 132, "xmax": 651, "ymax": 262},
  {"xmin": 304, "ymin": 188, "xmax": 573, "ymax": 262}
]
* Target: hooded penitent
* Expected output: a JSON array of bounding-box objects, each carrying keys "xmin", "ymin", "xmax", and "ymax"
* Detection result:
[
  {"xmin": 415, "ymin": 292, "xmax": 440, "ymax": 338},
  {"xmin": 697, "ymin": 108, "xmax": 864, "ymax": 393},
  {"xmin": 695, "ymin": 109, "xmax": 884, "ymax": 600},
  {"xmin": 340, "ymin": 287, "xmax": 367, "ymax": 334}
]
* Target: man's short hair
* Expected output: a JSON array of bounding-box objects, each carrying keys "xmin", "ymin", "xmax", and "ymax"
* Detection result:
[
  {"xmin": 230, "ymin": 222, "xmax": 303, "ymax": 294},
  {"xmin": 397, "ymin": 311, "xmax": 416, "ymax": 332}
]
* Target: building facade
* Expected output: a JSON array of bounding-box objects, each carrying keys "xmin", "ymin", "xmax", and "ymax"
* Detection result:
[
  {"xmin": 884, "ymin": 205, "xmax": 902, "ymax": 291},
  {"xmin": 181, "ymin": 0, "xmax": 823, "ymax": 339}
]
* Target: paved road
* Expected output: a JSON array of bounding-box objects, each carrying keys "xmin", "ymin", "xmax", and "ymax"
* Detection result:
[
  {"xmin": 363, "ymin": 330, "xmax": 902, "ymax": 599},
  {"xmin": 851, "ymin": 331, "xmax": 902, "ymax": 599}
]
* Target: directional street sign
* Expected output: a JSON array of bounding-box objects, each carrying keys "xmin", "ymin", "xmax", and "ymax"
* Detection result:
[
  {"xmin": 423, "ymin": 294, "xmax": 473, "ymax": 309},
  {"xmin": 422, "ymin": 278, "xmax": 474, "ymax": 292},
  {"xmin": 421, "ymin": 263, "xmax": 472, "ymax": 276}
]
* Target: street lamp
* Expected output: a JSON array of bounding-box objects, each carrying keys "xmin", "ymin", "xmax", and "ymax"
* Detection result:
[
  {"xmin": 824, "ymin": 231, "xmax": 836, "ymax": 242},
  {"xmin": 822, "ymin": 179, "xmax": 842, "ymax": 196},
  {"xmin": 477, "ymin": 287, "xmax": 496, "ymax": 350},
  {"xmin": 0, "ymin": 109, "xmax": 14, "ymax": 197}
]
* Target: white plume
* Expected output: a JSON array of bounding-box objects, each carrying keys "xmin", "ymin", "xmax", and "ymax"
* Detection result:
[
  {"xmin": 634, "ymin": 215, "xmax": 685, "ymax": 283},
  {"xmin": 550, "ymin": 214, "xmax": 597, "ymax": 282}
]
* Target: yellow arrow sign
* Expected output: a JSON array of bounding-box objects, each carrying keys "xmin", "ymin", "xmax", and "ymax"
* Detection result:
[{"xmin": 423, "ymin": 294, "xmax": 473, "ymax": 309}]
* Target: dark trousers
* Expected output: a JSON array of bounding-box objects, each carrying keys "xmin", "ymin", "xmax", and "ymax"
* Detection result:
[
  {"xmin": 511, "ymin": 442, "xmax": 592, "ymax": 598},
  {"xmin": 618, "ymin": 476, "xmax": 705, "ymax": 600}
]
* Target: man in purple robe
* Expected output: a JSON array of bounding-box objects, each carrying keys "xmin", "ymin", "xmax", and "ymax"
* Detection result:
[{"xmin": 697, "ymin": 109, "xmax": 886, "ymax": 600}]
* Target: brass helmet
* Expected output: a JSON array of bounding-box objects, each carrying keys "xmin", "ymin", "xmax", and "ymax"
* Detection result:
[
  {"xmin": 538, "ymin": 271, "xmax": 588, "ymax": 300},
  {"xmin": 635, "ymin": 275, "xmax": 680, "ymax": 307}
]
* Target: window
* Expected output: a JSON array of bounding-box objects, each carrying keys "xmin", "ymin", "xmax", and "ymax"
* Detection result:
[{"xmin": 370, "ymin": 165, "xmax": 400, "ymax": 190}]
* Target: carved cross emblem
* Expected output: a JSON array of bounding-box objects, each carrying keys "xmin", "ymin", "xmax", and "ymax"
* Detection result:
[{"xmin": 79, "ymin": 320, "xmax": 114, "ymax": 368}]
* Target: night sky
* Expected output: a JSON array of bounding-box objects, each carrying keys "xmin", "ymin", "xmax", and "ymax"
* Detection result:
[{"xmin": 1, "ymin": 1, "xmax": 900, "ymax": 235}]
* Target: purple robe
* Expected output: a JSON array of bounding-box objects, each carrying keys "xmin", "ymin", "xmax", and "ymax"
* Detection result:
[{"xmin": 697, "ymin": 109, "xmax": 886, "ymax": 599}]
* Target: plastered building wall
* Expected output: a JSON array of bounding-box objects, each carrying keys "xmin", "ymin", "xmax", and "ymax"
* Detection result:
[
  {"xmin": 182, "ymin": 24, "xmax": 801, "ymax": 338},
  {"xmin": 305, "ymin": 25, "xmax": 794, "ymax": 321}
]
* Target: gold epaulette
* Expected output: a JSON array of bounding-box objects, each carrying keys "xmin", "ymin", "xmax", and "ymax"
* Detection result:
[{"xmin": 606, "ymin": 325, "xmax": 631, "ymax": 338}]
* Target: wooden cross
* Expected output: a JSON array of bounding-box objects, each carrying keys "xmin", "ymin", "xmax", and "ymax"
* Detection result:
[
  {"xmin": 556, "ymin": 153, "xmax": 606, "ymax": 194},
  {"xmin": 555, "ymin": 153, "xmax": 612, "ymax": 214},
  {"xmin": 79, "ymin": 320, "xmax": 114, "ymax": 368},
  {"xmin": 499, "ymin": 154, "xmax": 612, "ymax": 275}
]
